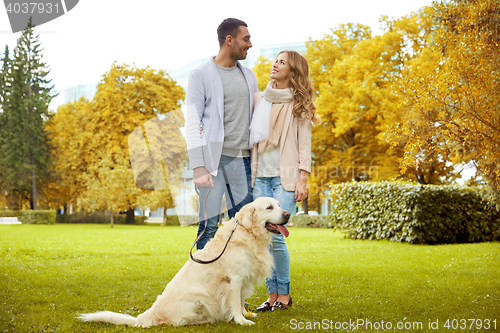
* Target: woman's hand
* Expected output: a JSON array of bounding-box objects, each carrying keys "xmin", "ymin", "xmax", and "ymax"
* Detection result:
[{"xmin": 294, "ymin": 171, "xmax": 308, "ymax": 202}]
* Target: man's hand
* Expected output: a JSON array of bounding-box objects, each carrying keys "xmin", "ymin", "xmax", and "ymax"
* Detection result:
[{"xmin": 193, "ymin": 167, "xmax": 214, "ymax": 187}]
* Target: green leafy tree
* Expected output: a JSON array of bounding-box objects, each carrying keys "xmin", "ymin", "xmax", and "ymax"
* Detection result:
[
  {"xmin": 0, "ymin": 46, "xmax": 12, "ymax": 207},
  {"xmin": 0, "ymin": 20, "xmax": 56, "ymax": 210}
]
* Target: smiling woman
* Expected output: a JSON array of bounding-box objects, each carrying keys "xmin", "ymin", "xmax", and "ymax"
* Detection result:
[{"xmin": 250, "ymin": 50, "xmax": 320, "ymax": 312}]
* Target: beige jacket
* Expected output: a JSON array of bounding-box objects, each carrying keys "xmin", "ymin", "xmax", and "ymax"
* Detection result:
[{"xmin": 251, "ymin": 92, "xmax": 312, "ymax": 191}]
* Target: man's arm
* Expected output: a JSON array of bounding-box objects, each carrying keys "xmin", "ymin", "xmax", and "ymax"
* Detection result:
[
  {"xmin": 185, "ymin": 69, "xmax": 213, "ymax": 187},
  {"xmin": 185, "ymin": 69, "xmax": 205, "ymax": 169}
]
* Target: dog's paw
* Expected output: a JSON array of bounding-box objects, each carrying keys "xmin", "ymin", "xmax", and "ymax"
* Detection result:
[
  {"xmin": 241, "ymin": 318, "xmax": 255, "ymax": 326},
  {"xmin": 235, "ymin": 316, "xmax": 255, "ymax": 325}
]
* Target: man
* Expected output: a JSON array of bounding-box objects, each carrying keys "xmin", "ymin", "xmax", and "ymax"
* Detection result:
[{"xmin": 186, "ymin": 18, "xmax": 258, "ymax": 250}]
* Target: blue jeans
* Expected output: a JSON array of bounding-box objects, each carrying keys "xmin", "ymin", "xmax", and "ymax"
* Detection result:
[
  {"xmin": 196, "ymin": 156, "xmax": 252, "ymax": 250},
  {"xmin": 253, "ymin": 176, "xmax": 296, "ymax": 295}
]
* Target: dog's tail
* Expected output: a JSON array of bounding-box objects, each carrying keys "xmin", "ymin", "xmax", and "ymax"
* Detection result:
[{"xmin": 77, "ymin": 311, "xmax": 137, "ymax": 326}]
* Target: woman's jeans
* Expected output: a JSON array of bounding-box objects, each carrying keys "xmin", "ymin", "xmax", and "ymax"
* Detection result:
[{"xmin": 253, "ymin": 176, "xmax": 295, "ymax": 295}]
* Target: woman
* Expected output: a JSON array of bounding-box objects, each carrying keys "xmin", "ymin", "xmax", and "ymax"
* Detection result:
[{"xmin": 249, "ymin": 50, "xmax": 320, "ymax": 311}]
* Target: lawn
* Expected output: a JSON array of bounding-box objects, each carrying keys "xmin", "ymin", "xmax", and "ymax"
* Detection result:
[{"xmin": 1, "ymin": 224, "xmax": 499, "ymax": 332}]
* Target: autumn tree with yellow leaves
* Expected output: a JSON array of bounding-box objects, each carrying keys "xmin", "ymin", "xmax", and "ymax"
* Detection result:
[
  {"xmin": 304, "ymin": 8, "xmax": 469, "ymax": 210},
  {"xmin": 384, "ymin": 0, "xmax": 500, "ymax": 207},
  {"xmin": 252, "ymin": 55, "xmax": 273, "ymax": 91},
  {"xmin": 49, "ymin": 64, "xmax": 186, "ymax": 224},
  {"xmin": 304, "ymin": 22, "xmax": 405, "ymax": 208}
]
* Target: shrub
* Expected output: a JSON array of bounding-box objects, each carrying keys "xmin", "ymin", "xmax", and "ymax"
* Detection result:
[
  {"xmin": 290, "ymin": 215, "xmax": 332, "ymax": 228},
  {"xmin": 56, "ymin": 212, "xmax": 147, "ymax": 225},
  {"xmin": 177, "ymin": 215, "xmax": 198, "ymax": 226},
  {"xmin": 0, "ymin": 210, "xmax": 25, "ymax": 218},
  {"xmin": 331, "ymin": 181, "xmax": 500, "ymax": 244},
  {"xmin": 20, "ymin": 210, "xmax": 56, "ymax": 224}
]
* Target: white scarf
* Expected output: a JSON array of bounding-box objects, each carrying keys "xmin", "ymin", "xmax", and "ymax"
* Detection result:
[{"xmin": 249, "ymin": 81, "xmax": 293, "ymax": 149}]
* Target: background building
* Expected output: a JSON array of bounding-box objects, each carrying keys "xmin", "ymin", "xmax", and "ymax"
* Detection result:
[{"xmin": 64, "ymin": 84, "xmax": 97, "ymax": 103}]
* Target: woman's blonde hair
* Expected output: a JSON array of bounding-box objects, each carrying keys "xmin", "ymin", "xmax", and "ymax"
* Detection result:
[{"xmin": 275, "ymin": 50, "xmax": 320, "ymax": 125}]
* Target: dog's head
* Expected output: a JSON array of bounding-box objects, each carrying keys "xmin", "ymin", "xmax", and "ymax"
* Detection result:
[{"xmin": 235, "ymin": 197, "xmax": 290, "ymax": 238}]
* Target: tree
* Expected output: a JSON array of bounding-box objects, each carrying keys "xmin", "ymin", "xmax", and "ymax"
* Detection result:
[
  {"xmin": 0, "ymin": 20, "xmax": 56, "ymax": 210},
  {"xmin": 305, "ymin": 11, "xmax": 462, "ymax": 209},
  {"xmin": 0, "ymin": 46, "xmax": 12, "ymax": 207},
  {"xmin": 49, "ymin": 63, "xmax": 186, "ymax": 224},
  {"xmin": 46, "ymin": 98, "xmax": 93, "ymax": 209},
  {"xmin": 252, "ymin": 55, "xmax": 273, "ymax": 91},
  {"xmin": 384, "ymin": 0, "xmax": 500, "ymax": 206},
  {"xmin": 78, "ymin": 154, "xmax": 143, "ymax": 227},
  {"xmin": 306, "ymin": 23, "xmax": 403, "ymax": 208}
]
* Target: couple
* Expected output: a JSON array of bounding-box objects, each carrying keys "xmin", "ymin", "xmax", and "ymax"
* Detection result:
[{"xmin": 186, "ymin": 18, "xmax": 320, "ymax": 312}]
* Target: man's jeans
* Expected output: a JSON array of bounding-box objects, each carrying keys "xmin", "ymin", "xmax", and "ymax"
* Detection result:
[{"xmin": 196, "ymin": 156, "xmax": 252, "ymax": 250}]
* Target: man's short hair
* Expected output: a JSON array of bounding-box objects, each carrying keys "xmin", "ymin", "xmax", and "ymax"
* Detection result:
[{"xmin": 217, "ymin": 18, "xmax": 248, "ymax": 47}]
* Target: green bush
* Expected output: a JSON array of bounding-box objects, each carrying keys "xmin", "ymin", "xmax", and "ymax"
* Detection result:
[
  {"xmin": 0, "ymin": 210, "xmax": 24, "ymax": 218},
  {"xmin": 56, "ymin": 212, "xmax": 147, "ymax": 225},
  {"xmin": 331, "ymin": 181, "xmax": 500, "ymax": 244},
  {"xmin": 163, "ymin": 215, "xmax": 180, "ymax": 226},
  {"xmin": 290, "ymin": 215, "xmax": 331, "ymax": 228},
  {"xmin": 177, "ymin": 215, "xmax": 198, "ymax": 226},
  {"xmin": 20, "ymin": 210, "xmax": 56, "ymax": 224}
]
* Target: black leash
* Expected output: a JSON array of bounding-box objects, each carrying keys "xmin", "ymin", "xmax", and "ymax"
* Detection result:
[{"xmin": 190, "ymin": 168, "xmax": 238, "ymax": 264}]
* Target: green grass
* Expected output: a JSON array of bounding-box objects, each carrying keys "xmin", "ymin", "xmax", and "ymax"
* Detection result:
[{"xmin": 1, "ymin": 224, "xmax": 499, "ymax": 332}]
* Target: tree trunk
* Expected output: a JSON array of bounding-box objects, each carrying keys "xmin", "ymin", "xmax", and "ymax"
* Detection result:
[
  {"xmin": 125, "ymin": 208, "xmax": 135, "ymax": 224},
  {"xmin": 162, "ymin": 208, "xmax": 166, "ymax": 227},
  {"xmin": 110, "ymin": 210, "xmax": 114, "ymax": 228},
  {"xmin": 31, "ymin": 152, "xmax": 37, "ymax": 210},
  {"xmin": 303, "ymin": 197, "xmax": 309, "ymax": 215},
  {"xmin": 28, "ymin": 78, "xmax": 37, "ymax": 210}
]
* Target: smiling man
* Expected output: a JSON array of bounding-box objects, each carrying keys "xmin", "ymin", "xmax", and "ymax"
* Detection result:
[{"xmin": 186, "ymin": 18, "xmax": 258, "ymax": 250}]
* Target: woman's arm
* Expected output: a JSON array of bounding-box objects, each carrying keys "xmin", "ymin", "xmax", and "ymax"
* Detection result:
[{"xmin": 295, "ymin": 116, "xmax": 312, "ymax": 201}]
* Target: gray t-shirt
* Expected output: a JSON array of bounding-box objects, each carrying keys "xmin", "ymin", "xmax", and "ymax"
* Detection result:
[{"xmin": 217, "ymin": 64, "xmax": 250, "ymax": 157}]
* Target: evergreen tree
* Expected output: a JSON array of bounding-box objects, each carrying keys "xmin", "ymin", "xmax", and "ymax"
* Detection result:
[
  {"xmin": 0, "ymin": 46, "xmax": 12, "ymax": 206},
  {"xmin": 0, "ymin": 19, "xmax": 56, "ymax": 209}
]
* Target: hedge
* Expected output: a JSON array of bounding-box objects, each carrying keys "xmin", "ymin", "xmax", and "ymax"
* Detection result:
[
  {"xmin": 19, "ymin": 210, "xmax": 56, "ymax": 224},
  {"xmin": 290, "ymin": 215, "xmax": 332, "ymax": 228},
  {"xmin": 0, "ymin": 210, "xmax": 25, "ymax": 218},
  {"xmin": 56, "ymin": 212, "xmax": 147, "ymax": 225},
  {"xmin": 331, "ymin": 181, "xmax": 500, "ymax": 244},
  {"xmin": 163, "ymin": 215, "xmax": 199, "ymax": 226}
]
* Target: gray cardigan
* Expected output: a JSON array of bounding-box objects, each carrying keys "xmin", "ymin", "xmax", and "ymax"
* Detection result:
[{"xmin": 185, "ymin": 57, "xmax": 258, "ymax": 175}]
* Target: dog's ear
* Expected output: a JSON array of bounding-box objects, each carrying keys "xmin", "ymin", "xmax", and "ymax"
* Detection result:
[{"xmin": 236, "ymin": 205, "xmax": 257, "ymax": 230}]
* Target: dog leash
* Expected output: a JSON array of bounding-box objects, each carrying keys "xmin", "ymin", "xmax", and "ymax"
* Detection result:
[{"xmin": 190, "ymin": 168, "xmax": 238, "ymax": 264}]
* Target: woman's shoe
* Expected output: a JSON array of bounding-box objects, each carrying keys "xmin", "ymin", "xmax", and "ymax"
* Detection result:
[
  {"xmin": 256, "ymin": 301, "xmax": 272, "ymax": 312},
  {"xmin": 271, "ymin": 295, "xmax": 292, "ymax": 311}
]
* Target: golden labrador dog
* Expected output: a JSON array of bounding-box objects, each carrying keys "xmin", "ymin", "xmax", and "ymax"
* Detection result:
[{"xmin": 78, "ymin": 197, "xmax": 290, "ymax": 327}]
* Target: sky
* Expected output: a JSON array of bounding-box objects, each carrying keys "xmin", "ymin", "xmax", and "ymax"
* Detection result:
[{"xmin": 1, "ymin": 0, "xmax": 436, "ymax": 109}]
